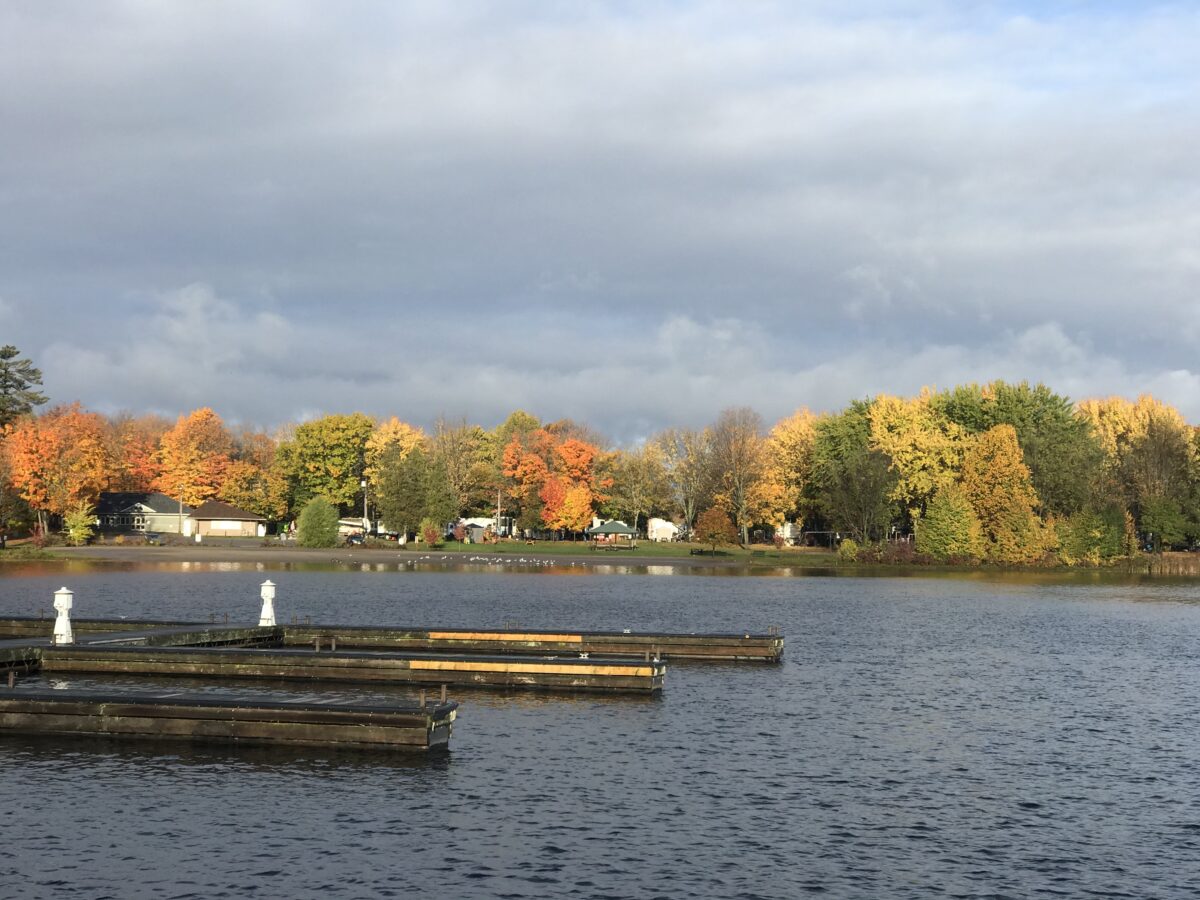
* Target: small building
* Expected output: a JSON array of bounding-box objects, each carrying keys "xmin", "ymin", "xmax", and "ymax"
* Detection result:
[
  {"xmin": 646, "ymin": 518, "xmax": 680, "ymax": 542},
  {"xmin": 96, "ymin": 492, "xmax": 194, "ymax": 535},
  {"xmin": 190, "ymin": 500, "xmax": 266, "ymax": 538},
  {"xmin": 776, "ymin": 521, "xmax": 802, "ymax": 546}
]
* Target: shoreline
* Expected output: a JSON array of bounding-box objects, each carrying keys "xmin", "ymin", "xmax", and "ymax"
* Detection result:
[
  {"xmin": 33, "ymin": 543, "xmax": 768, "ymax": 570},
  {"xmin": 5, "ymin": 543, "xmax": 1191, "ymax": 581}
]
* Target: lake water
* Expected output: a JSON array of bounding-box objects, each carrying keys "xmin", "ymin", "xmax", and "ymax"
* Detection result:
[{"xmin": 2, "ymin": 561, "xmax": 1199, "ymax": 899}]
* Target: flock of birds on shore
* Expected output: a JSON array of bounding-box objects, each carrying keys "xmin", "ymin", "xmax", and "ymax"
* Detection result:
[{"xmin": 334, "ymin": 553, "xmax": 584, "ymax": 568}]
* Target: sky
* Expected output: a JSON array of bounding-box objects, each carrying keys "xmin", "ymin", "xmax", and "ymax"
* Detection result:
[{"xmin": 2, "ymin": 1, "xmax": 1198, "ymax": 443}]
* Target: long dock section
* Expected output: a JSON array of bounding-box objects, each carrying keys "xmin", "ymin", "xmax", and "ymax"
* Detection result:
[
  {"xmin": 0, "ymin": 689, "xmax": 457, "ymax": 751},
  {"xmin": 41, "ymin": 645, "xmax": 666, "ymax": 693},
  {"xmin": 0, "ymin": 617, "xmax": 783, "ymax": 662},
  {"xmin": 284, "ymin": 625, "xmax": 783, "ymax": 662}
]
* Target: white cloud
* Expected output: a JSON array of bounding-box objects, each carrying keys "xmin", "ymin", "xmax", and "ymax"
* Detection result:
[{"xmin": 7, "ymin": 3, "xmax": 1200, "ymax": 436}]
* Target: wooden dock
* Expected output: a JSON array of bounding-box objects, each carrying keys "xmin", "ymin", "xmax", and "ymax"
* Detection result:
[
  {"xmin": 0, "ymin": 617, "xmax": 783, "ymax": 662},
  {"xmin": 41, "ymin": 645, "xmax": 666, "ymax": 693},
  {"xmin": 0, "ymin": 688, "xmax": 457, "ymax": 752}
]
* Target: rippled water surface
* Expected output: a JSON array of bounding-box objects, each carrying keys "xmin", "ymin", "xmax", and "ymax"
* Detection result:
[{"xmin": 2, "ymin": 563, "xmax": 1200, "ymax": 899}]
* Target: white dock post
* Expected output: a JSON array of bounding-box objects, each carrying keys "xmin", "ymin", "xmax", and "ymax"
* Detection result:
[
  {"xmin": 258, "ymin": 580, "xmax": 277, "ymax": 627},
  {"xmin": 52, "ymin": 587, "xmax": 74, "ymax": 645}
]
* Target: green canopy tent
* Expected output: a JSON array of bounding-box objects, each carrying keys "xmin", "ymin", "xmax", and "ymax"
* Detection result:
[{"xmin": 586, "ymin": 520, "xmax": 637, "ymax": 537}]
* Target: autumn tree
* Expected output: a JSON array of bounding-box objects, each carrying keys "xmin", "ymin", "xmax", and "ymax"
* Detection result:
[
  {"xmin": 768, "ymin": 409, "xmax": 819, "ymax": 527},
  {"xmin": 959, "ymin": 425, "xmax": 1049, "ymax": 564},
  {"xmin": 657, "ymin": 428, "xmax": 713, "ymax": 531},
  {"xmin": 503, "ymin": 427, "xmax": 606, "ymax": 535},
  {"xmin": 154, "ymin": 408, "xmax": 234, "ymax": 506},
  {"xmin": 432, "ymin": 417, "xmax": 491, "ymax": 514},
  {"xmin": 933, "ymin": 381, "xmax": 1103, "ymax": 516},
  {"xmin": 709, "ymin": 407, "xmax": 772, "ymax": 544},
  {"xmin": 4, "ymin": 403, "xmax": 115, "ymax": 532},
  {"xmin": 605, "ymin": 443, "xmax": 670, "ymax": 533},
  {"xmin": 694, "ymin": 507, "xmax": 737, "ymax": 553},
  {"xmin": 0, "ymin": 345, "xmax": 48, "ymax": 427},
  {"xmin": 219, "ymin": 459, "xmax": 289, "ymax": 520},
  {"xmin": 1078, "ymin": 394, "xmax": 1198, "ymax": 538},
  {"xmin": 869, "ymin": 391, "xmax": 965, "ymax": 519},
  {"xmin": 275, "ymin": 412, "xmax": 375, "ymax": 512},
  {"xmin": 106, "ymin": 413, "xmax": 170, "ymax": 491}
]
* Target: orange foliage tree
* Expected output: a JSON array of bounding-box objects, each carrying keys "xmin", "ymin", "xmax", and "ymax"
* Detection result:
[
  {"xmin": 4, "ymin": 403, "xmax": 115, "ymax": 532},
  {"xmin": 154, "ymin": 407, "xmax": 234, "ymax": 506},
  {"xmin": 107, "ymin": 413, "xmax": 170, "ymax": 491},
  {"xmin": 503, "ymin": 430, "xmax": 606, "ymax": 534}
]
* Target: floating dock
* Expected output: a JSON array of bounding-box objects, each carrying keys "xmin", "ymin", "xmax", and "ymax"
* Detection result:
[
  {"xmin": 0, "ymin": 617, "xmax": 783, "ymax": 662},
  {"xmin": 41, "ymin": 645, "xmax": 665, "ymax": 693},
  {"xmin": 0, "ymin": 688, "xmax": 456, "ymax": 752}
]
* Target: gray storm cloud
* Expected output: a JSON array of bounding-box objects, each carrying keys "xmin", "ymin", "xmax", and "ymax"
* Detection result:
[{"xmin": 3, "ymin": 2, "xmax": 1198, "ymax": 439}]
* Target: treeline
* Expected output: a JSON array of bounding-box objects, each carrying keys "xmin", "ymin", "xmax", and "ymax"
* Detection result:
[{"xmin": 0, "ymin": 344, "xmax": 1197, "ymax": 564}]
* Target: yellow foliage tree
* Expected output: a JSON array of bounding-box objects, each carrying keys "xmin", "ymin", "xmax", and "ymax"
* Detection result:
[
  {"xmin": 364, "ymin": 418, "xmax": 426, "ymax": 482},
  {"xmin": 959, "ymin": 425, "xmax": 1050, "ymax": 564},
  {"xmin": 155, "ymin": 408, "xmax": 234, "ymax": 507},
  {"xmin": 869, "ymin": 389, "xmax": 966, "ymax": 518},
  {"xmin": 767, "ymin": 409, "xmax": 818, "ymax": 526}
]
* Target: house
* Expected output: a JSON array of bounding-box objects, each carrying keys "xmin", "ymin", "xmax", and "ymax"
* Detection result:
[
  {"xmin": 646, "ymin": 518, "xmax": 680, "ymax": 542},
  {"xmin": 96, "ymin": 492, "xmax": 194, "ymax": 535},
  {"xmin": 189, "ymin": 499, "xmax": 266, "ymax": 538}
]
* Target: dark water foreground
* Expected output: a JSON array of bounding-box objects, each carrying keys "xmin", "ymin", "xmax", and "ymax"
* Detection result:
[{"xmin": 2, "ymin": 564, "xmax": 1199, "ymax": 899}]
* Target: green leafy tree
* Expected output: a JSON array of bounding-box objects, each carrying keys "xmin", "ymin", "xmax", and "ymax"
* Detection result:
[
  {"xmin": 296, "ymin": 497, "xmax": 339, "ymax": 548},
  {"xmin": 811, "ymin": 401, "xmax": 898, "ymax": 541},
  {"xmin": 0, "ymin": 345, "xmax": 48, "ymax": 428},
  {"xmin": 915, "ymin": 483, "xmax": 983, "ymax": 561},
  {"xmin": 694, "ymin": 506, "xmax": 737, "ymax": 553},
  {"xmin": 932, "ymin": 381, "xmax": 1103, "ymax": 516},
  {"xmin": 276, "ymin": 413, "xmax": 375, "ymax": 513},
  {"xmin": 1139, "ymin": 495, "xmax": 1189, "ymax": 550},
  {"xmin": 1054, "ymin": 505, "xmax": 1126, "ymax": 565},
  {"xmin": 63, "ymin": 502, "xmax": 96, "ymax": 546},
  {"xmin": 375, "ymin": 445, "xmax": 434, "ymax": 538}
]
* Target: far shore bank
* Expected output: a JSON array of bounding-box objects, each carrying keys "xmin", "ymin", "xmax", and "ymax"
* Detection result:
[{"xmin": 2, "ymin": 541, "xmax": 1195, "ymax": 579}]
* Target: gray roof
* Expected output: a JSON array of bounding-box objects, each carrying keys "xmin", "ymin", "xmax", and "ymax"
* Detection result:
[
  {"xmin": 586, "ymin": 520, "xmax": 637, "ymax": 536},
  {"xmin": 96, "ymin": 492, "xmax": 193, "ymax": 517}
]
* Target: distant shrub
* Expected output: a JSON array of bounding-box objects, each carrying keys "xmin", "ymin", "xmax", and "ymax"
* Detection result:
[
  {"xmin": 836, "ymin": 538, "xmax": 859, "ymax": 563},
  {"xmin": 420, "ymin": 517, "xmax": 443, "ymax": 548},
  {"xmin": 297, "ymin": 497, "xmax": 339, "ymax": 548}
]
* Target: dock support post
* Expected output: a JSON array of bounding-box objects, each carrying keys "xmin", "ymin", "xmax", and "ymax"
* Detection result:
[
  {"xmin": 419, "ymin": 689, "xmax": 426, "ymax": 707},
  {"xmin": 258, "ymin": 580, "xmax": 277, "ymax": 627},
  {"xmin": 331, "ymin": 636, "xmax": 337, "ymax": 651},
  {"xmin": 7, "ymin": 670, "xmax": 13, "ymax": 688},
  {"xmin": 52, "ymin": 587, "xmax": 74, "ymax": 646},
  {"xmin": 440, "ymin": 684, "xmax": 447, "ymax": 702},
  {"xmin": 314, "ymin": 636, "xmax": 321, "ymax": 653}
]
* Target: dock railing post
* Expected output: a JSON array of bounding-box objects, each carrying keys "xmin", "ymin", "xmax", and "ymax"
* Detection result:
[
  {"xmin": 258, "ymin": 580, "xmax": 277, "ymax": 627},
  {"xmin": 52, "ymin": 587, "xmax": 74, "ymax": 646}
]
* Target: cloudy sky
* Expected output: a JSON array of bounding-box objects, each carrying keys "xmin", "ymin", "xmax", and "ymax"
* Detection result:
[{"xmin": 3, "ymin": 1, "xmax": 1197, "ymax": 442}]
